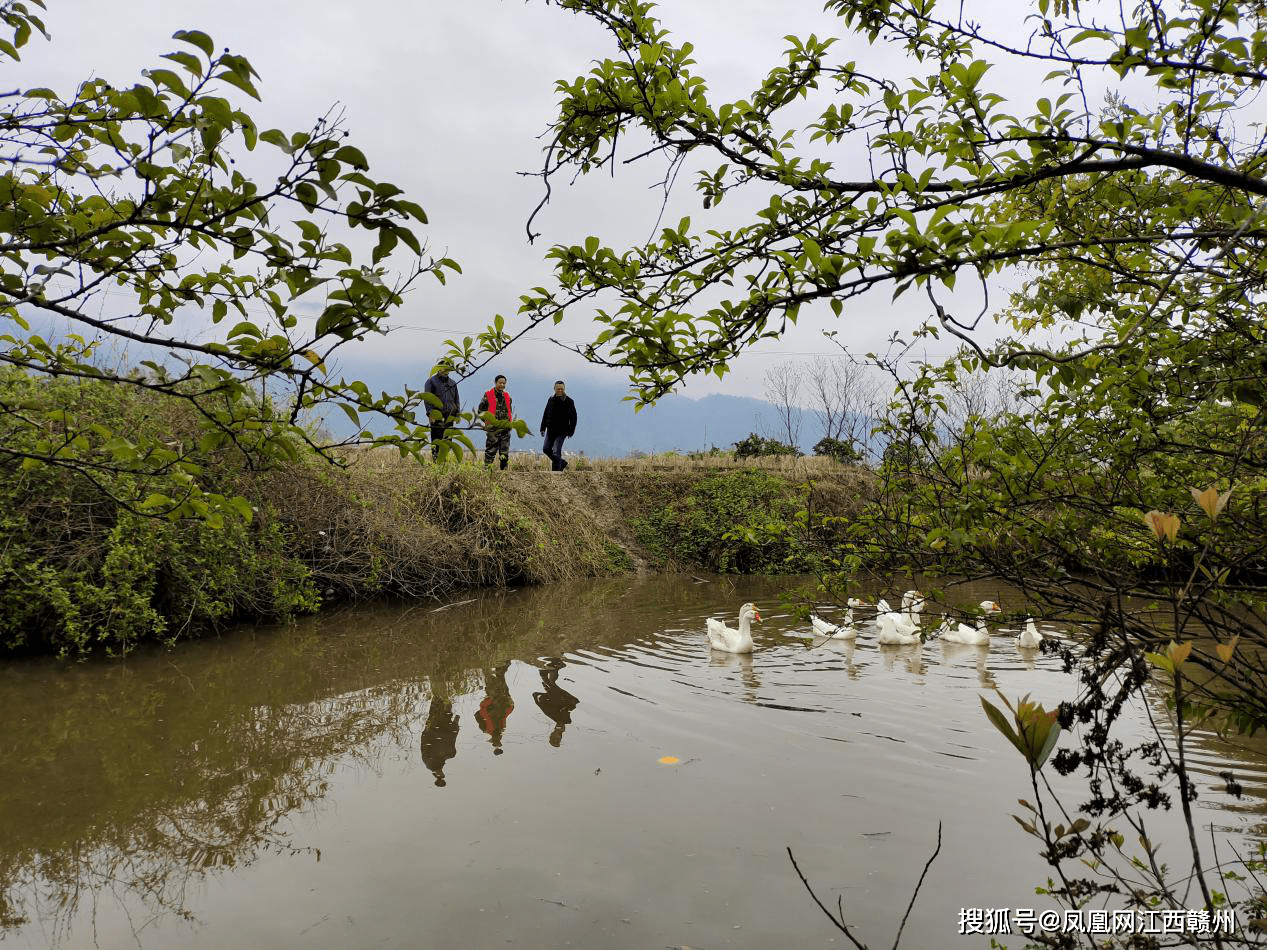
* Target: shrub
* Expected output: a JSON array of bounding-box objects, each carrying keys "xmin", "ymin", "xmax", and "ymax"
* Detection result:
[
  {"xmin": 0, "ymin": 370, "xmax": 318, "ymax": 656},
  {"xmin": 633, "ymin": 470, "xmax": 818, "ymax": 573},
  {"xmin": 733, "ymin": 432, "xmax": 799, "ymax": 459},
  {"xmin": 812, "ymin": 437, "xmax": 862, "ymax": 463}
]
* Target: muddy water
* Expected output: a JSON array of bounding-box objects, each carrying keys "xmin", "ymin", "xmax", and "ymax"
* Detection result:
[{"xmin": 2, "ymin": 575, "xmax": 1264, "ymax": 950}]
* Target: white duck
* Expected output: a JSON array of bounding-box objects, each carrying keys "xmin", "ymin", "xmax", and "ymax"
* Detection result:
[
  {"xmin": 1017, "ymin": 616, "xmax": 1043, "ymax": 649},
  {"xmin": 707, "ymin": 602, "xmax": 762, "ymax": 654},
  {"xmin": 927, "ymin": 613, "xmax": 955, "ymax": 641},
  {"xmin": 941, "ymin": 600, "xmax": 1002, "ymax": 645},
  {"xmin": 876, "ymin": 589, "xmax": 924, "ymax": 638},
  {"xmin": 810, "ymin": 597, "xmax": 867, "ymax": 640},
  {"xmin": 901, "ymin": 589, "xmax": 925, "ymax": 626},
  {"xmin": 876, "ymin": 610, "xmax": 923, "ymax": 645},
  {"xmin": 901, "ymin": 589, "xmax": 925, "ymax": 614}
]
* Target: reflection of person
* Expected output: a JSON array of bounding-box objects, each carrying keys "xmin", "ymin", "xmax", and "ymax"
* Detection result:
[
  {"xmin": 420, "ymin": 696, "xmax": 460, "ymax": 787},
  {"xmin": 539, "ymin": 380, "xmax": 577, "ymax": 472},
  {"xmin": 532, "ymin": 657, "xmax": 579, "ymax": 747},
  {"xmin": 478, "ymin": 375, "xmax": 513, "ymax": 470},
  {"xmin": 424, "ymin": 361, "xmax": 461, "ymax": 461},
  {"xmin": 475, "ymin": 663, "xmax": 515, "ymax": 754}
]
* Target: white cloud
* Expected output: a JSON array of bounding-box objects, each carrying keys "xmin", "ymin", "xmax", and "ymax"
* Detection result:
[{"xmin": 28, "ymin": 0, "xmax": 1025, "ymax": 404}]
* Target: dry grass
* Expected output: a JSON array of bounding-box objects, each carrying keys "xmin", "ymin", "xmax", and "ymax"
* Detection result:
[
  {"xmin": 240, "ymin": 446, "xmax": 877, "ymax": 604},
  {"xmin": 245, "ymin": 453, "xmax": 630, "ymax": 601},
  {"xmin": 578, "ymin": 453, "xmax": 853, "ymax": 473},
  {"xmin": 347, "ymin": 444, "xmax": 859, "ymax": 474}
]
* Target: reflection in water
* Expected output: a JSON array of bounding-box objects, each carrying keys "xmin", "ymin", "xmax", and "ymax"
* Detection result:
[
  {"xmin": 420, "ymin": 692, "xmax": 460, "ymax": 786},
  {"xmin": 1016, "ymin": 643, "xmax": 1040, "ymax": 671},
  {"xmin": 838, "ymin": 638, "xmax": 860, "ymax": 678},
  {"xmin": 940, "ymin": 641, "xmax": 996, "ymax": 688},
  {"xmin": 0, "ymin": 578, "xmax": 645, "ymax": 942},
  {"xmin": 1, "ymin": 574, "xmax": 1264, "ymax": 950},
  {"xmin": 533, "ymin": 658, "xmax": 579, "ymax": 747},
  {"xmin": 707, "ymin": 648, "xmax": 762, "ymax": 702},
  {"xmin": 474, "ymin": 662, "xmax": 515, "ymax": 754},
  {"xmin": 880, "ymin": 641, "xmax": 926, "ymax": 675}
]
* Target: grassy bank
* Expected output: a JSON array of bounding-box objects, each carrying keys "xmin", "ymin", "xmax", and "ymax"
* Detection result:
[
  {"xmin": 237, "ymin": 450, "xmax": 868, "ymax": 610},
  {"xmin": 0, "ymin": 376, "xmax": 869, "ymax": 657}
]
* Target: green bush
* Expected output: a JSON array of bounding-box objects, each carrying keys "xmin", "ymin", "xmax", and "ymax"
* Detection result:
[
  {"xmin": 813, "ymin": 436, "xmax": 862, "ymax": 463},
  {"xmin": 0, "ymin": 370, "xmax": 318, "ymax": 656},
  {"xmin": 633, "ymin": 470, "xmax": 817, "ymax": 573},
  {"xmin": 733, "ymin": 432, "xmax": 799, "ymax": 459}
]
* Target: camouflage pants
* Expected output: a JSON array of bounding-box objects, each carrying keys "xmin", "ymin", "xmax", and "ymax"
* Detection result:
[{"xmin": 484, "ymin": 428, "xmax": 510, "ymax": 469}]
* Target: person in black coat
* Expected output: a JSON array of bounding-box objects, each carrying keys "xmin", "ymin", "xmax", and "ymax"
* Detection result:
[
  {"xmin": 424, "ymin": 361, "xmax": 461, "ymax": 461},
  {"xmin": 539, "ymin": 380, "xmax": 577, "ymax": 471}
]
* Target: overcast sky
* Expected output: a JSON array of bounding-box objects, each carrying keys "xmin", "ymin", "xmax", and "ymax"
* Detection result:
[{"xmin": 25, "ymin": 1, "xmax": 1025, "ymax": 402}]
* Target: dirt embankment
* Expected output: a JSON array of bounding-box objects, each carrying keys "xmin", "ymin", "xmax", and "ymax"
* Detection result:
[
  {"xmin": 495, "ymin": 470, "xmax": 699, "ymax": 572},
  {"xmin": 496, "ymin": 466, "xmax": 870, "ymax": 574},
  {"xmin": 252, "ymin": 458, "xmax": 872, "ymax": 598}
]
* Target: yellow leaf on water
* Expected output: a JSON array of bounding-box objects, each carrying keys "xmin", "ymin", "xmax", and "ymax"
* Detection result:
[{"xmin": 659, "ymin": 756, "xmax": 681, "ymax": 765}]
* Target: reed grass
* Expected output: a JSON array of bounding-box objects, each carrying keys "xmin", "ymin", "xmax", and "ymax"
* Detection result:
[
  {"xmin": 244, "ymin": 447, "xmax": 874, "ymax": 604},
  {"xmin": 348, "ymin": 444, "xmax": 857, "ymax": 474}
]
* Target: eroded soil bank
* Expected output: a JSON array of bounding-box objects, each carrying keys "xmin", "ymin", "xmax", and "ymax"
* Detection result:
[{"xmin": 4, "ymin": 453, "xmax": 871, "ymax": 656}]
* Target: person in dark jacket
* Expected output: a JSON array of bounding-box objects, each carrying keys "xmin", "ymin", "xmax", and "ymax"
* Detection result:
[
  {"xmin": 424, "ymin": 361, "xmax": 461, "ymax": 461},
  {"xmin": 533, "ymin": 656, "xmax": 580, "ymax": 748},
  {"xmin": 420, "ymin": 693, "xmax": 460, "ymax": 787},
  {"xmin": 539, "ymin": 380, "xmax": 577, "ymax": 471},
  {"xmin": 477, "ymin": 374, "xmax": 513, "ymax": 470}
]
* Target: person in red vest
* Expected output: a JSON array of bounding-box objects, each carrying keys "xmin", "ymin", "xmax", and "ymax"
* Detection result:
[
  {"xmin": 475, "ymin": 663, "xmax": 515, "ymax": 755},
  {"xmin": 477, "ymin": 374, "xmax": 513, "ymax": 470}
]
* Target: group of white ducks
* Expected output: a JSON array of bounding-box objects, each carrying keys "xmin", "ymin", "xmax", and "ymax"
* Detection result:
[{"xmin": 706, "ymin": 590, "xmax": 1046, "ymax": 654}]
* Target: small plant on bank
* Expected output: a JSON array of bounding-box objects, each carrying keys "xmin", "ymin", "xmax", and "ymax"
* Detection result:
[
  {"xmin": 633, "ymin": 470, "xmax": 818, "ymax": 573},
  {"xmin": 734, "ymin": 433, "xmax": 800, "ymax": 459},
  {"xmin": 812, "ymin": 437, "xmax": 863, "ymax": 464}
]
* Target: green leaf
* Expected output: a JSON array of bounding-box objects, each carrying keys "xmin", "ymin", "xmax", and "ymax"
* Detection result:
[
  {"xmin": 161, "ymin": 50, "xmax": 204, "ymax": 77},
  {"xmin": 259, "ymin": 128, "xmax": 291, "ymax": 152},
  {"xmin": 217, "ymin": 68, "xmax": 260, "ymax": 101},
  {"xmin": 334, "ymin": 145, "xmax": 368, "ymax": 169},
  {"xmin": 1144, "ymin": 652, "xmax": 1174, "ymax": 674},
  {"xmin": 145, "ymin": 68, "xmax": 189, "ymax": 96},
  {"xmin": 294, "ymin": 182, "xmax": 319, "ymax": 210},
  {"xmin": 199, "ymin": 431, "xmax": 227, "ymax": 452},
  {"xmin": 173, "ymin": 29, "xmax": 216, "ymax": 59},
  {"xmin": 1033, "ymin": 718, "xmax": 1061, "ymax": 769},
  {"xmin": 227, "ymin": 321, "xmax": 262, "ymax": 339},
  {"xmin": 338, "ymin": 403, "xmax": 362, "ymax": 428},
  {"xmin": 981, "ymin": 695, "xmax": 1023, "ymax": 754}
]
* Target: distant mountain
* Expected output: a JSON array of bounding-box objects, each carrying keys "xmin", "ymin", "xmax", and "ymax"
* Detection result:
[
  {"xmin": 319, "ymin": 365, "xmax": 850, "ymax": 457},
  {"xmin": 543, "ymin": 382, "xmax": 780, "ymax": 458}
]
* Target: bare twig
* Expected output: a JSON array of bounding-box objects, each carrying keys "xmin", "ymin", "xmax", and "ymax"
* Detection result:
[
  {"xmin": 787, "ymin": 821, "xmax": 944, "ymax": 950},
  {"xmin": 786, "ymin": 845, "xmax": 869, "ymax": 950}
]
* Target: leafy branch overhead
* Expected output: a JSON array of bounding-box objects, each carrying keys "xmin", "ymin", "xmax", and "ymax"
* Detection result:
[
  {"xmin": 0, "ymin": 5, "xmax": 458, "ymax": 519},
  {"xmin": 518, "ymin": 0, "xmax": 1267, "ymax": 758},
  {"xmin": 515, "ymin": 0, "xmax": 1267, "ymax": 403},
  {"xmin": 506, "ymin": 5, "xmax": 1267, "ymax": 936}
]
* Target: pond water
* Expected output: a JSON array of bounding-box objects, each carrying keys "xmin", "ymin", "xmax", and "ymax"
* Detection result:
[{"xmin": 2, "ymin": 575, "xmax": 1264, "ymax": 950}]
